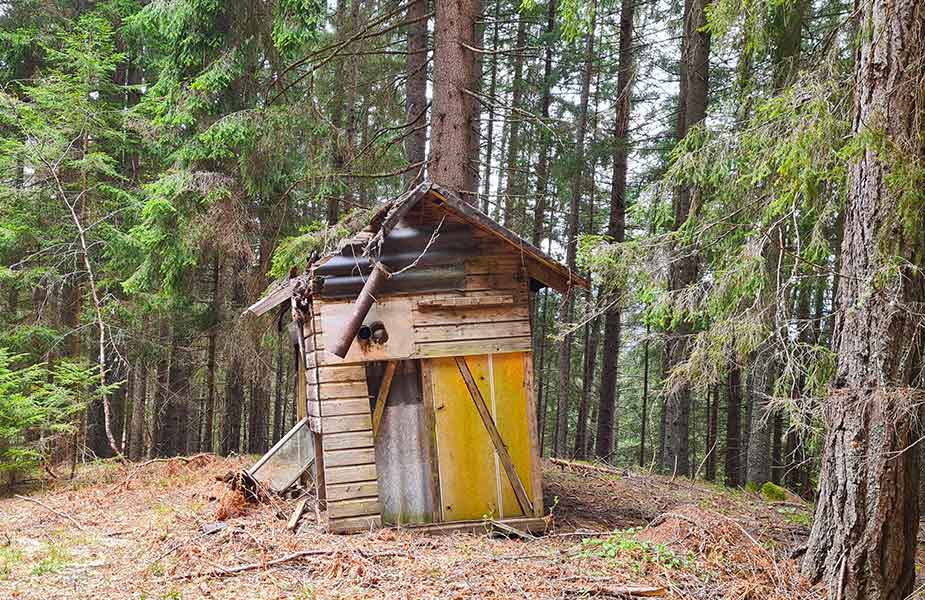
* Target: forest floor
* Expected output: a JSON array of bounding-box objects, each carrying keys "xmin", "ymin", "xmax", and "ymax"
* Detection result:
[{"xmin": 0, "ymin": 455, "xmax": 865, "ymax": 599}]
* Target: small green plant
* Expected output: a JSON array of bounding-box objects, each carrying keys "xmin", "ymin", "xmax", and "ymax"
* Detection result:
[
  {"xmin": 777, "ymin": 506, "xmax": 812, "ymax": 527},
  {"xmin": 580, "ymin": 529, "xmax": 691, "ymax": 573},
  {"xmin": 30, "ymin": 543, "xmax": 70, "ymax": 576},
  {"xmin": 0, "ymin": 546, "xmax": 24, "ymax": 579}
]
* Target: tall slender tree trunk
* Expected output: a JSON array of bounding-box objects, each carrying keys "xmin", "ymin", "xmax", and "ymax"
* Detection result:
[
  {"xmin": 531, "ymin": 0, "xmax": 557, "ymax": 247},
  {"xmin": 574, "ymin": 314, "xmax": 599, "ymax": 459},
  {"xmin": 595, "ymin": 0, "xmax": 633, "ymax": 460},
  {"xmin": 705, "ymin": 383, "xmax": 718, "ymax": 481},
  {"xmin": 802, "ymin": 3, "xmax": 925, "ymax": 597},
  {"xmin": 403, "ymin": 0, "xmax": 429, "ymax": 188},
  {"xmin": 479, "ymin": 0, "xmax": 502, "ymax": 212},
  {"xmin": 724, "ymin": 364, "xmax": 742, "ymax": 486},
  {"xmin": 165, "ymin": 331, "xmax": 189, "ymax": 457},
  {"xmin": 662, "ymin": 0, "xmax": 711, "ymax": 477},
  {"xmin": 202, "ymin": 255, "xmax": 221, "ymax": 453},
  {"xmin": 502, "ymin": 14, "xmax": 528, "ymax": 229},
  {"xmin": 150, "ymin": 319, "xmax": 170, "ymax": 458},
  {"xmin": 430, "ymin": 0, "xmax": 482, "ymax": 199},
  {"xmin": 639, "ymin": 324, "xmax": 650, "ymax": 467},
  {"xmin": 129, "ymin": 361, "xmax": 147, "ymax": 461},
  {"xmin": 553, "ymin": 0, "xmax": 598, "ymax": 457}
]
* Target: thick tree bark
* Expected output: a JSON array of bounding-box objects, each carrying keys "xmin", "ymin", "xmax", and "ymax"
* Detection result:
[
  {"xmin": 430, "ymin": 0, "xmax": 481, "ymax": 199},
  {"xmin": 661, "ymin": 0, "xmax": 711, "ymax": 477},
  {"xmin": 801, "ymin": 2, "xmax": 925, "ymax": 597},
  {"xmin": 724, "ymin": 364, "xmax": 742, "ymax": 486},
  {"xmin": 553, "ymin": 0, "xmax": 598, "ymax": 457},
  {"xmin": 746, "ymin": 354, "xmax": 776, "ymax": 486},
  {"xmin": 595, "ymin": 0, "xmax": 633, "ymax": 460}
]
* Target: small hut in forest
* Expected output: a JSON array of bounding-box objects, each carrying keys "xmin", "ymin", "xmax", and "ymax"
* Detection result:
[{"xmin": 247, "ymin": 181, "xmax": 589, "ymax": 533}]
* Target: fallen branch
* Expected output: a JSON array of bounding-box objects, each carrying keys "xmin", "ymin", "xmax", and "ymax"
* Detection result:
[
  {"xmin": 549, "ymin": 458, "xmax": 620, "ymax": 475},
  {"xmin": 173, "ymin": 548, "xmax": 408, "ymax": 580},
  {"xmin": 14, "ymin": 494, "xmax": 87, "ymax": 532}
]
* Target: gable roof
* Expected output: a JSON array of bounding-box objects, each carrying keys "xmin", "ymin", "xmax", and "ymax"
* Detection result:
[{"xmin": 247, "ymin": 180, "xmax": 589, "ymax": 316}]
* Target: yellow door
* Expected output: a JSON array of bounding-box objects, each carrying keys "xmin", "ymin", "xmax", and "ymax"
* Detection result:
[{"xmin": 429, "ymin": 353, "xmax": 533, "ymax": 521}]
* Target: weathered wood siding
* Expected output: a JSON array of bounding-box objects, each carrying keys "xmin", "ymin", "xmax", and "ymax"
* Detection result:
[
  {"xmin": 301, "ymin": 200, "xmax": 544, "ymax": 532},
  {"xmin": 311, "ymin": 219, "xmax": 533, "ymax": 367}
]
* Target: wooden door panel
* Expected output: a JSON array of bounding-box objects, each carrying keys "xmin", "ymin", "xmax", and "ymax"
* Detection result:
[{"xmin": 430, "ymin": 355, "xmax": 499, "ymax": 521}]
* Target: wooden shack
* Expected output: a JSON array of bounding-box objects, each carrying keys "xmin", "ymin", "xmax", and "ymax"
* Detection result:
[{"xmin": 248, "ymin": 181, "xmax": 589, "ymax": 533}]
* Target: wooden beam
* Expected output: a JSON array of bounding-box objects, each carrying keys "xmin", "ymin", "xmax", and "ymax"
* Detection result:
[
  {"xmin": 453, "ymin": 357, "xmax": 534, "ymax": 516},
  {"xmin": 420, "ymin": 359, "xmax": 442, "ymax": 522},
  {"xmin": 523, "ymin": 352, "xmax": 545, "ymax": 517},
  {"xmin": 287, "ymin": 498, "xmax": 309, "ymax": 532},
  {"xmin": 371, "ymin": 360, "xmax": 398, "ymax": 437}
]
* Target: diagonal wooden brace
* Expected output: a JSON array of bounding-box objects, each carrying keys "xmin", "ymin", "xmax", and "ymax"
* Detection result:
[{"xmin": 454, "ymin": 356, "xmax": 534, "ymax": 516}]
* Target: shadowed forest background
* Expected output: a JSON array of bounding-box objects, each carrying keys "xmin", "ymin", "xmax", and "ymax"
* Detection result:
[{"xmin": 1, "ymin": 0, "xmax": 924, "ymax": 597}]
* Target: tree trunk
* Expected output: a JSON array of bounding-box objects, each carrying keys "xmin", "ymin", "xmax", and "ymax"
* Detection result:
[
  {"xmin": 165, "ymin": 330, "xmax": 189, "ymax": 457},
  {"xmin": 479, "ymin": 0, "xmax": 502, "ymax": 212},
  {"xmin": 502, "ymin": 14, "xmax": 528, "ymax": 230},
  {"xmin": 574, "ymin": 314, "xmax": 599, "ymax": 459},
  {"xmin": 705, "ymin": 383, "xmax": 718, "ymax": 481},
  {"xmin": 430, "ymin": 0, "xmax": 481, "ymax": 199},
  {"xmin": 595, "ymin": 0, "xmax": 633, "ymax": 460},
  {"xmin": 801, "ymin": 3, "xmax": 925, "ymax": 597},
  {"xmin": 403, "ymin": 0, "xmax": 428, "ymax": 188},
  {"xmin": 553, "ymin": 0, "xmax": 598, "ymax": 457},
  {"xmin": 150, "ymin": 319, "xmax": 170, "ymax": 458},
  {"xmin": 129, "ymin": 361, "xmax": 147, "ymax": 461},
  {"xmin": 724, "ymin": 364, "xmax": 742, "ymax": 486},
  {"xmin": 531, "ymin": 0, "xmax": 557, "ymax": 246},
  {"xmin": 639, "ymin": 324, "xmax": 650, "ymax": 467},
  {"xmin": 202, "ymin": 255, "xmax": 221, "ymax": 453},
  {"xmin": 661, "ymin": 0, "xmax": 712, "ymax": 477},
  {"xmin": 273, "ymin": 330, "xmax": 285, "ymax": 443},
  {"xmin": 746, "ymin": 354, "xmax": 775, "ymax": 487}
]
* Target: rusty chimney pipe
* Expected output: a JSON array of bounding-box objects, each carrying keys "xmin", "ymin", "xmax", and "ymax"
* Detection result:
[{"xmin": 328, "ymin": 261, "xmax": 391, "ymax": 358}]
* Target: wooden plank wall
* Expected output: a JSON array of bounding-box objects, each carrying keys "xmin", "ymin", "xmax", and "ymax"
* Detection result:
[
  {"xmin": 314, "ymin": 203, "xmax": 534, "ymax": 367},
  {"xmin": 305, "ymin": 305, "xmax": 382, "ymax": 533}
]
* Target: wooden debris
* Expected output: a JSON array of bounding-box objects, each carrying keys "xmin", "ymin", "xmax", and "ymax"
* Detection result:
[
  {"xmin": 287, "ymin": 497, "xmax": 309, "ymax": 532},
  {"xmin": 174, "ymin": 548, "xmax": 408, "ymax": 580},
  {"xmin": 14, "ymin": 494, "xmax": 88, "ymax": 532},
  {"xmin": 488, "ymin": 519, "xmax": 535, "ymax": 540},
  {"xmin": 549, "ymin": 458, "xmax": 622, "ymax": 476}
]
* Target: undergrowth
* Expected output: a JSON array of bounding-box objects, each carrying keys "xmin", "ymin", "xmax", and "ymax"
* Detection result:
[{"xmin": 578, "ymin": 529, "xmax": 693, "ymax": 573}]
